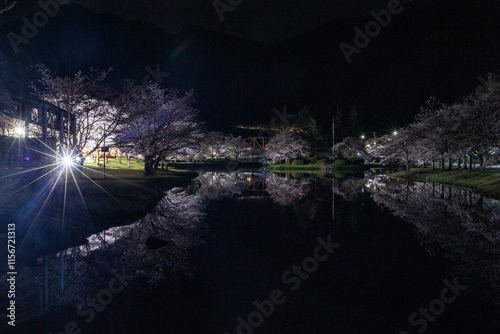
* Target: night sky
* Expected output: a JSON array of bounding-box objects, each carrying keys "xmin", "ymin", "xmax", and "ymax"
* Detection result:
[{"xmin": 1, "ymin": 0, "xmax": 499, "ymax": 134}]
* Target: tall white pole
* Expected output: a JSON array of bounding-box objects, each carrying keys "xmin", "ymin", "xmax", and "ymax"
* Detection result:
[
  {"xmin": 332, "ymin": 117, "xmax": 335, "ymax": 221},
  {"xmin": 332, "ymin": 117, "xmax": 335, "ymax": 159}
]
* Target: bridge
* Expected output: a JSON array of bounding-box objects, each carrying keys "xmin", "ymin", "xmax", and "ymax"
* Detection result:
[{"xmin": 243, "ymin": 137, "xmax": 272, "ymax": 150}]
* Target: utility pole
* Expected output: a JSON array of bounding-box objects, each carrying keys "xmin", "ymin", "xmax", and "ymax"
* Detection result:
[
  {"xmin": 332, "ymin": 117, "xmax": 335, "ymax": 221},
  {"xmin": 332, "ymin": 117, "xmax": 335, "ymax": 160},
  {"xmin": 103, "ymin": 130, "xmax": 106, "ymax": 179}
]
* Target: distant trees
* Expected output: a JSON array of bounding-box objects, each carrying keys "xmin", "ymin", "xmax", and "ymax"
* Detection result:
[
  {"xmin": 373, "ymin": 129, "xmax": 418, "ymax": 170},
  {"xmin": 223, "ymin": 134, "xmax": 248, "ymax": 160},
  {"xmin": 114, "ymin": 82, "xmax": 203, "ymax": 175},
  {"xmin": 292, "ymin": 107, "xmax": 328, "ymax": 157},
  {"xmin": 337, "ymin": 73, "xmax": 500, "ymax": 170},
  {"xmin": 265, "ymin": 129, "xmax": 310, "ymax": 164},
  {"xmin": 333, "ymin": 136, "xmax": 369, "ymax": 161},
  {"xmin": 198, "ymin": 132, "xmax": 248, "ymax": 160}
]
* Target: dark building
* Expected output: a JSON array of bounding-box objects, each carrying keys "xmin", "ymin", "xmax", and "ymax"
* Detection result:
[{"xmin": 0, "ymin": 85, "xmax": 75, "ymax": 167}]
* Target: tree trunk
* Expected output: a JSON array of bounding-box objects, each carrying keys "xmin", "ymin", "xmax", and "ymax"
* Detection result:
[
  {"xmin": 432, "ymin": 160, "xmax": 435, "ymax": 170},
  {"xmin": 469, "ymin": 156, "xmax": 473, "ymax": 171},
  {"xmin": 463, "ymin": 155, "xmax": 467, "ymax": 169},
  {"xmin": 441, "ymin": 158, "xmax": 445, "ymax": 170},
  {"xmin": 448, "ymin": 158, "xmax": 452, "ymax": 170},
  {"xmin": 144, "ymin": 155, "xmax": 152, "ymax": 176},
  {"xmin": 457, "ymin": 157, "xmax": 461, "ymax": 169}
]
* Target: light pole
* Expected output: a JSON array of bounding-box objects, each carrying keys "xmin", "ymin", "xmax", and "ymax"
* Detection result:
[
  {"xmin": 332, "ymin": 117, "xmax": 335, "ymax": 221},
  {"xmin": 332, "ymin": 117, "xmax": 335, "ymax": 160},
  {"xmin": 103, "ymin": 136, "xmax": 106, "ymax": 179}
]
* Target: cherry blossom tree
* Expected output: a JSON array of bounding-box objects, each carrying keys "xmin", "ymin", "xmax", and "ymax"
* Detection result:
[
  {"xmin": 31, "ymin": 64, "xmax": 120, "ymax": 156},
  {"xmin": 265, "ymin": 130, "xmax": 309, "ymax": 164},
  {"xmin": 115, "ymin": 82, "xmax": 203, "ymax": 175},
  {"xmin": 199, "ymin": 131, "xmax": 226, "ymax": 159},
  {"xmin": 333, "ymin": 136, "xmax": 369, "ymax": 161},
  {"xmin": 373, "ymin": 129, "xmax": 420, "ymax": 170},
  {"xmin": 223, "ymin": 134, "xmax": 248, "ymax": 160}
]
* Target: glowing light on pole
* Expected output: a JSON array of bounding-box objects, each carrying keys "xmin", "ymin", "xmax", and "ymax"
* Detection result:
[
  {"xmin": 62, "ymin": 156, "xmax": 73, "ymax": 167},
  {"xmin": 14, "ymin": 126, "xmax": 25, "ymax": 137}
]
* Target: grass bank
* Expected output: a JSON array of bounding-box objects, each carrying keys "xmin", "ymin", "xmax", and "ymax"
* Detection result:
[
  {"xmin": 392, "ymin": 168, "xmax": 500, "ymax": 200},
  {"xmin": 0, "ymin": 161, "xmax": 199, "ymax": 262}
]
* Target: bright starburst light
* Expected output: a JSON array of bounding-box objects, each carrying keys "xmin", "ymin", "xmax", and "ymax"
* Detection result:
[{"xmin": 0, "ymin": 136, "xmax": 148, "ymax": 258}]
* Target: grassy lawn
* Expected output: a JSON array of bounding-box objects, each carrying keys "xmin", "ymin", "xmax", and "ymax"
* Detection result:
[
  {"xmin": 85, "ymin": 158, "xmax": 145, "ymax": 170},
  {"xmin": 0, "ymin": 158, "xmax": 199, "ymax": 234},
  {"xmin": 82, "ymin": 158, "xmax": 196, "ymax": 178},
  {"xmin": 393, "ymin": 168, "xmax": 500, "ymax": 200}
]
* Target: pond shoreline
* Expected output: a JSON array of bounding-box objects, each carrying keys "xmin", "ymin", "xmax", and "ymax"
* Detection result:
[{"xmin": 392, "ymin": 168, "xmax": 500, "ymax": 200}]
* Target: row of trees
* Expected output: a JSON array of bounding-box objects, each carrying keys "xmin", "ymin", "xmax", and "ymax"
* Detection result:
[
  {"xmin": 264, "ymin": 107, "xmax": 330, "ymax": 164},
  {"xmin": 31, "ymin": 65, "xmax": 209, "ymax": 175},
  {"xmin": 335, "ymin": 74, "xmax": 500, "ymax": 170},
  {"xmin": 32, "ymin": 65, "xmax": 331, "ymax": 172}
]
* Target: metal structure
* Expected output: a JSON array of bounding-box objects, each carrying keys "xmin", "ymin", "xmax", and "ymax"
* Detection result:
[
  {"xmin": 244, "ymin": 137, "xmax": 272, "ymax": 150},
  {"xmin": 0, "ymin": 93, "xmax": 76, "ymax": 147},
  {"xmin": 0, "ymin": 91, "xmax": 76, "ymax": 166}
]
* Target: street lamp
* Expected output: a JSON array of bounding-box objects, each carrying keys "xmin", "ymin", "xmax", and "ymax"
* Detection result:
[
  {"xmin": 360, "ymin": 134, "xmax": 365, "ymax": 140},
  {"xmin": 14, "ymin": 126, "xmax": 25, "ymax": 137},
  {"xmin": 393, "ymin": 131, "xmax": 398, "ymax": 136},
  {"xmin": 62, "ymin": 156, "xmax": 73, "ymax": 167}
]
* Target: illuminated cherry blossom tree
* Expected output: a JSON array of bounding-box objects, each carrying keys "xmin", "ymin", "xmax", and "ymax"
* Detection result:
[
  {"xmin": 265, "ymin": 130, "xmax": 309, "ymax": 164},
  {"xmin": 115, "ymin": 82, "xmax": 203, "ymax": 175}
]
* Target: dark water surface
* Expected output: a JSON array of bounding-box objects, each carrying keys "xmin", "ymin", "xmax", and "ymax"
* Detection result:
[{"xmin": 2, "ymin": 170, "xmax": 500, "ymax": 334}]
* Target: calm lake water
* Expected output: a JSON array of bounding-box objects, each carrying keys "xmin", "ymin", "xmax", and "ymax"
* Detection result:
[{"xmin": 2, "ymin": 169, "xmax": 500, "ymax": 334}]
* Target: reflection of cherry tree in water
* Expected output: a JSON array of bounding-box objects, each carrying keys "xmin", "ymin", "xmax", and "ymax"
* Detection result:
[
  {"xmin": 365, "ymin": 175, "xmax": 500, "ymax": 289},
  {"xmin": 39, "ymin": 189, "xmax": 206, "ymax": 305},
  {"xmin": 192, "ymin": 171, "xmax": 248, "ymax": 201},
  {"xmin": 332, "ymin": 176, "xmax": 366, "ymax": 202},
  {"xmin": 266, "ymin": 174, "xmax": 310, "ymax": 206}
]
